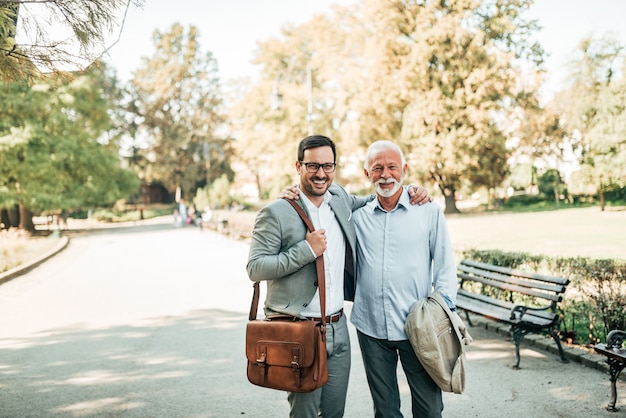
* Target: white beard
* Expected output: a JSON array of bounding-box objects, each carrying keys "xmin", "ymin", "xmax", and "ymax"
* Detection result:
[{"xmin": 375, "ymin": 178, "xmax": 402, "ymax": 197}]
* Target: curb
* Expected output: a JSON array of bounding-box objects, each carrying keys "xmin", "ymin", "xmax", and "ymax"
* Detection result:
[{"xmin": 0, "ymin": 235, "xmax": 70, "ymax": 286}]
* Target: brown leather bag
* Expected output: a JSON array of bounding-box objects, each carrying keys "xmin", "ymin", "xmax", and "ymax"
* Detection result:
[{"xmin": 245, "ymin": 199, "xmax": 328, "ymax": 392}]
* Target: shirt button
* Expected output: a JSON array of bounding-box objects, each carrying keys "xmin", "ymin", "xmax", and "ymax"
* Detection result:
[{"xmin": 314, "ymin": 281, "xmax": 318, "ymax": 287}]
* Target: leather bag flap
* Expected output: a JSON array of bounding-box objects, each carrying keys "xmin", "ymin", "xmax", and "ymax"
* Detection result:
[{"xmin": 246, "ymin": 319, "xmax": 320, "ymax": 368}]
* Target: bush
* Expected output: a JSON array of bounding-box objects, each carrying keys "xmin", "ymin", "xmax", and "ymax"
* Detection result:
[{"xmin": 503, "ymin": 194, "xmax": 545, "ymax": 207}]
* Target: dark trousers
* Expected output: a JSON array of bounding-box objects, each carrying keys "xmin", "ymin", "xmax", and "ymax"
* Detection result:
[{"xmin": 357, "ymin": 330, "xmax": 443, "ymax": 418}]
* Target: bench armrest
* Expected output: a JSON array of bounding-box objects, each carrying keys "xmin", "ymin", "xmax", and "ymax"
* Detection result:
[
  {"xmin": 607, "ymin": 330, "xmax": 626, "ymax": 349},
  {"xmin": 509, "ymin": 303, "xmax": 554, "ymax": 321}
]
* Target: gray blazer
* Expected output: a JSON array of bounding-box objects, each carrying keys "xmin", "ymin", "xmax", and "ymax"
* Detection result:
[{"xmin": 246, "ymin": 183, "xmax": 369, "ymax": 317}]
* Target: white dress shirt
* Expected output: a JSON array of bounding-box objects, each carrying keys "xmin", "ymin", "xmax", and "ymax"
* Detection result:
[{"xmin": 299, "ymin": 190, "xmax": 346, "ymax": 318}]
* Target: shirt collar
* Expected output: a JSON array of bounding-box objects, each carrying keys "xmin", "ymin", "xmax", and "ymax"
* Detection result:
[
  {"xmin": 298, "ymin": 186, "xmax": 332, "ymax": 211},
  {"xmin": 365, "ymin": 186, "xmax": 410, "ymax": 213}
]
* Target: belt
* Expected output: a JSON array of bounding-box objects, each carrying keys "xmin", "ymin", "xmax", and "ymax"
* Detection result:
[{"xmin": 306, "ymin": 308, "xmax": 343, "ymax": 323}]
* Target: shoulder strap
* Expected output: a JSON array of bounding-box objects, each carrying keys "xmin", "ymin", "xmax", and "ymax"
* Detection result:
[{"xmin": 249, "ymin": 199, "xmax": 327, "ymax": 327}]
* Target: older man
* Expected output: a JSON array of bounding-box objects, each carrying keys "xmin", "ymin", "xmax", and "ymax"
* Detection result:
[{"xmin": 350, "ymin": 140, "xmax": 458, "ymax": 418}]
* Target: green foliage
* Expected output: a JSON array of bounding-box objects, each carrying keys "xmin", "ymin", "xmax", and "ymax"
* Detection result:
[
  {"xmin": 506, "ymin": 163, "xmax": 535, "ymax": 190},
  {"xmin": 604, "ymin": 185, "xmax": 626, "ymax": 203},
  {"xmin": 127, "ymin": 23, "xmax": 232, "ymax": 201},
  {"xmin": 555, "ymin": 35, "xmax": 626, "ymax": 200},
  {"xmin": 559, "ymin": 299, "xmax": 602, "ymax": 345},
  {"xmin": 377, "ymin": 0, "xmax": 540, "ymax": 213},
  {"xmin": 461, "ymin": 249, "xmax": 543, "ymax": 271},
  {"xmin": 503, "ymin": 194, "xmax": 545, "ymax": 207},
  {"xmin": 568, "ymin": 165, "xmax": 597, "ymax": 196},
  {"xmin": 193, "ymin": 174, "xmax": 237, "ymax": 210},
  {"xmin": 0, "ymin": 68, "xmax": 139, "ymax": 228},
  {"xmin": 234, "ymin": 0, "xmax": 542, "ymax": 213},
  {"xmin": 537, "ymin": 169, "xmax": 567, "ymax": 199},
  {"xmin": 0, "ymin": 0, "xmax": 137, "ymax": 82}
]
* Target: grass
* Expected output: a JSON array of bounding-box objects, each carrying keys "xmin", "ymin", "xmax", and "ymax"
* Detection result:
[
  {"xmin": 214, "ymin": 204, "xmax": 626, "ymax": 261},
  {"xmin": 445, "ymin": 205, "xmax": 626, "ymax": 260}
]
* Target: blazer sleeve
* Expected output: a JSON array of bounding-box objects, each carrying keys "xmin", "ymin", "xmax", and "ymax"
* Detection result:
[
  {"xmin": 330, "ymin": 183, "xmax": 373, "ymax": 212},
  {"xmin": 246, "ymin": 201, "xmax": 316, "ymax": 282}
]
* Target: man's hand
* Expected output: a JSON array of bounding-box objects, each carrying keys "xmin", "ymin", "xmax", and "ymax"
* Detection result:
[
  {"xmin": 279, "ymin": 185, "xmax": 300, "ymax": 200},
  {"xmin": 407, "ymin": 185, "xmax": 433, "ymax": 206},
  {"xmin": 306, "ymin": 229, "xmax": 327, "ymax": 257}
]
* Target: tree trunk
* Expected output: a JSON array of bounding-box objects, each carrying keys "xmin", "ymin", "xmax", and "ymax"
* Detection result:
[
  {"xmin": 554, "ymin": 188, "xmax": 559, "ymax": 207},
  {"xmin": 600, "ymin": 189, "xmax": 605, "ymax": 211},
  {"xmin": 18, "ymin": 202, "xmax": 35, "ymax": 232},
  {"xmin": 444, "ymin": 193, "xmax": 460, "ymax": 214},
  {"xmin": 0, "ymin": 209, "xmax": 10, "ymax": 229},
  {"xmin": 7, "ymin": 205, "xmax": 20, "ymax": 227}
]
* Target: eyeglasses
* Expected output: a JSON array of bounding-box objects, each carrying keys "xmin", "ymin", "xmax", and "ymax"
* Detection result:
[{"xmin": 300, "ymin": 161, "xmax": 336, "ymax": 173}]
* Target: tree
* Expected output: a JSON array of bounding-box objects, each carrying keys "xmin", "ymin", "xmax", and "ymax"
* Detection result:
[
  {"xmin": 0, "ymin": 0, "xmax": 140, "ymax": 81},
  {"xmin": 127, "ymin": 23, "xmax": 232, "ymax": 201},
  {"xmin": 347, "ymin": 0, "xmax": 544, "ymax": 213},
  {"xmin": 232, "ymin": 0, "xmax": 547, "ymax": 210},
  {"xmin": 0, "ymin": 66, "xmax": 139, "ymax": 231},
  {"xmin": 230, "ymin": 11, "xmax": 355, "ymax": 199},
  {"xmin": 584, "ymin": 55, "xmax": 626, "ymax": 209},
  {"xmin": 537, "ymin": 168, "xmax": 566, "ymax": 205},
  {"xmin": 556, "ymin": 35, "xmax": 625, "ymax": 209}
]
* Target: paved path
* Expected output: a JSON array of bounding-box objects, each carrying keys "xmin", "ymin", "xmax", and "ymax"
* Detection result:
[{"xmin": 0, "ymin": 221, "xmax": 623, "ymax": 417}]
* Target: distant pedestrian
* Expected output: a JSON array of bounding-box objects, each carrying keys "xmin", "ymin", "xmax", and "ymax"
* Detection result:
[
  {"xmin": 175, "ymin": 199, "xmax": 187, "ymax": 227},
  {"xmin": 60, "ymin": 210, "xmax": 69, "ymax": 230}
]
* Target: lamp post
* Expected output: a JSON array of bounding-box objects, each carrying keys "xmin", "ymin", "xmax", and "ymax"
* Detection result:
[
  {"xmin": 270, "ymin": 62, "xmax": 315, "ymax": 135},
  {"xmin": 305, "ymin": 62, "xmax": 314, "ymax": 135}
]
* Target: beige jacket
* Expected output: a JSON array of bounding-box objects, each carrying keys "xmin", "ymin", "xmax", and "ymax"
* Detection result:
[{"xmin": 405, "ymin": 291, "xmax": 472, "ymax": 394}]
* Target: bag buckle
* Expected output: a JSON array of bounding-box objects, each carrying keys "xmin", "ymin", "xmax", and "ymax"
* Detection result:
[{"xmin": 291, "ymin": 350, "xmax": 302, "ymax": 376}]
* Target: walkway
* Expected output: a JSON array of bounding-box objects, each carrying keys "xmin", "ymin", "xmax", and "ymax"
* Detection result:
[{"xmin": 0, "ymin": 219, "xmax": 622, "ymax": 417}]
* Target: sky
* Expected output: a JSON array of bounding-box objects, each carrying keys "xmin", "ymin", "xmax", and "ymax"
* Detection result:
[{"xmin": 104, "ymin": 0, "xmax": 626, "ymax": 97}]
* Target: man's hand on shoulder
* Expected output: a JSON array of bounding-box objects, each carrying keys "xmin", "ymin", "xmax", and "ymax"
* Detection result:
[
  {"xmin": 407, "ymin": 185, "xmax": 433, "ymax": 206},
  {"xmin": 278, "ymin": 184, "xmax": 300, "ymax": 200}
]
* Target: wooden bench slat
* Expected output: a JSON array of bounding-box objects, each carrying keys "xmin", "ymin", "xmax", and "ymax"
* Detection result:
[
  {"xmin": 456, "ymin": 291, "xmax": 555, "ymax": 324},
  {"xmin": 458, "ymin": 264, "xmax": 568, "ymax": 294},
  {"xmin": 456, "ymin": 289, "xmax": 555, "ymax": 317},
  {"xmin": 460, "ymin": 259, "xmax": 570, "ymax": 286},
  {"xmin": 458, "ymin": 272, "xmax": 563, "ymax": 302}
]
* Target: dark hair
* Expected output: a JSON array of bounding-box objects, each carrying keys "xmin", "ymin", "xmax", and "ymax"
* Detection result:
[{"xmin": 297, "ymin": 135, "xmax": 336, "ymax": 162}]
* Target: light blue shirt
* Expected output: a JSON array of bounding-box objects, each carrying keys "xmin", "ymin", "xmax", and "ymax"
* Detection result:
[{"xmin": 350, "ymin": 187, "xmax": 458, "ymax": 341}]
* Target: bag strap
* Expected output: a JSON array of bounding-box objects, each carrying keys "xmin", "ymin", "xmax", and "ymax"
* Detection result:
[
  {"xmin": 284, "ymin": 199, "xmax": 326, "ymax": 327},
  {"xmin": 248, "ymin": 199, "xmax": 327, "ymax": 328}
]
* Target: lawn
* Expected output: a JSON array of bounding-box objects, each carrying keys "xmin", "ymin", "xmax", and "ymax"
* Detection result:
[
  {"xmin": 444, "ymin": 206, "xmax": 625, "ymax": 260},
  {"xmin": 215, "ymin": 205, "xmax": 626, "ymax": 261}
]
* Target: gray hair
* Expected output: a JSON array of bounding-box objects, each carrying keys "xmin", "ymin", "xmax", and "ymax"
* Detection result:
[{"xmin": 363, "ymin": 140, "xmax": 407, "ymax": 169}]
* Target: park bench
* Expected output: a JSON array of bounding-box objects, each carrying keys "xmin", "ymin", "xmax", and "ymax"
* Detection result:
[
  {"xmin": 455, "ymin": 259, "xmax": 571, "ymax": 369},
  {"xmin": 594, "ymin": 329, "xmax": 626, "ymax": 411}
]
